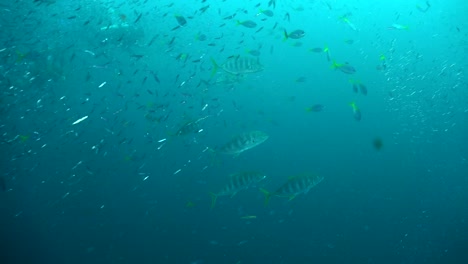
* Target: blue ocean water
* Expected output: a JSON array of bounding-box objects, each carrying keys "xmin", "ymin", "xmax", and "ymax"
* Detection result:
[{"xmin": 1, "ymin": 0, "xmax": 467, "ymax": 263}]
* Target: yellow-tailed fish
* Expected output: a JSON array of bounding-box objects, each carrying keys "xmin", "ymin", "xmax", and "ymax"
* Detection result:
[
  {"xmin": 349, "ymin": 101, "xmax": 361, "ymax": 121},
  {"xmin": 260, "ymin": 173, "xmax": 323, "ymax": 205},
  {"xmin": 210, "ymin": 171, "xmax": 266, "ymax": 208},
  {"xmin": 211, "ymin": 56, "xmax": 263, "ymax": 76},
  {"xmin": 218, "ymin": 131, "xmax": 269, "ymax": 156}
]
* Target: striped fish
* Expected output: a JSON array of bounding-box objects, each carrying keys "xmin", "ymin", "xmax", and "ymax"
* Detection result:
[
  {"xmin": 211, "ymin": 56, "xmax": 264, "ymax": 76},
  {"xmin": 260, "ymin": 173, "xmax": 324, "ymax": 205},
  {"xmin": 210, "ymin": 171, "xmax": 266, "ymax": 208},
  {"xmin": 219, "ymin": 130, "xmax": 269, "ymax": 156}
]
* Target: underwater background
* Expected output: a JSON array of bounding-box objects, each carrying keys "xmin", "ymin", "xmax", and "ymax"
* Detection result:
[{"xmin": 1, "ymin": 0, "xmax": 467, "ymax": 263}]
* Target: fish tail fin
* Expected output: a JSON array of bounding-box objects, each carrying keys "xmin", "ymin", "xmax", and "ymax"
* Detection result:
[
  {"xmin": 235, "ymin": 20, "xmax": 241, "ymax": 26},
  {"xmin": 323, "ymin": 45, "xmax": 329, "ymax": 53},
  {"xmin": 323, "ymin": 44, "xmax": 331, "ymax": 61},
  {"xmin": 210, "ymin": 57, "xmax": 219, "ymax": 77},
  {"xmin": 209, "ymin": 192, "xmax": 218, "ymax": 209},
  {"xmin": 283, "ymin": 30, "xmax": 288, "ymax": 41},
  {"xmin": 206, "ymin": 147, "xmax": 222, "ymax": 166},
  {"xmin": 259, "ymin": 188, "xmax": 272, "ymax": 206},
  {"xmin": 330, "ymin": 60, "xmax": 339, "ymax": 70}
]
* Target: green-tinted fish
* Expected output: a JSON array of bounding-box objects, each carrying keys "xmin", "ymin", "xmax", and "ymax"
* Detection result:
[
  {"xmin": 245, "ymin": 48, "xmax": 261, "ymax": 56},
  {"xmin": 260, "ymin": 173, "xmax": 324, "ymax": 205},
  {"xmin": 305, "ymin": 104, "xmax": 324, "ymax": 112},
  {"xmin": 349, "ymin": 101, "xmax": 361, "ymax": 121},
  {"xmin": 210, "ymin": 171, "xmax": 266, "ymax": 208},
  {"xmin": 258, "ymin": 9, "xmax": 274, "ymax": 17},
  {"xmin": 236, "ymin": 20, "xmax": 257, "ymax": 28},
  {"xmin": 324, "ymin": 45, "xmax": 331, "ymax": 61},
  {"xmin": 331, "ymin": 61, "xmax": 356, "ymax": 74},
  {"xmin": 195, "ymin": 32, "xmax": 207, "ymax": 41},
  {"xmin": 211, "ymin": 56, "xmax": 264, "ymax": 76},
  {"xmin": 218, "ymin": 130, "xmax": 269, "ymax": 156}
]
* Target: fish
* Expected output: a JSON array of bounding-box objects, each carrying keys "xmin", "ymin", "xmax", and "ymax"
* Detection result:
[
  {"xmin": 211, "ymin": 56, "xmax": 264, "ymax": 76},
  {"xmin": 268, "ymin": 0, "xmax": 276, "ymax": 9},
  {"xmin": 258, "ymin": 9, "xmax": 274, "ymax": 17},
  {"xmin": 175, "ymin": 14, "xmax": 187, "ymax": 26},
  {"xmin": 340, "ymin": 16, "xmax": 357, "ymax": 31},
  {"xmin": 309, "ymin": 47, "xmax": 324, "ymax": 53},
  {"xmin": 195, "ymin": 32, "xmax": 207, "ymax": 41},
  {"xmin": 241, "ymin": 215, "xmax": 257, "ymax": 219},
  {"xmin": 284, "ymin": 29, "xmax": 305, "ymax": 40},
  {"xmin": 134, "ymin": 13, "xmax": 143, "ymax": 23},
  {"xmin": 224, "ymin": 13, "xmax": 236, "ymax": 20},
  {"xmin": 331, "ymin": 61, "xmax": 356, "ymax": 74},
  {"xmin": 295, "ymin": 76, "xmax": 307, "ymax": 82},
  {"xmin": 372, "ymin": 137, "xmax": 383, "ymax": 150},
  {"xmin": 199, "ymin": 5, "xmax": 210, "ymax": 13},
  {"xmin": 349, "ymin": 102, "xmax": 361, "ymax": 121},
  {"xmin": 305, "ymin": 104, "xmax": 324, "ymax": 112},
  {"xmin": 245, "ymin": 49, "xmax": 261, "ymax": 56},
  {"xmin": 210, "ymin": 171, "xmax": 266, "ymax": 208},
  {"xmin": 236, "ymin": 20, "xmax": 257, "ymax": 28},
  {"xmin": 172, "ymin": 120, "xmax": 199, "ymax": 136},
  {"xmin": 324, "ymin": 45, "xmax": 331, "ymax": 61},
  {"xmin": 349, "ymin": 79, "xmax": 367, "ymax": 95},
  {"xmin": 388, "ymin": 23, "xmax": 409, "ymax": 30},
  {"xmin": 218, "ymin": 131, "xmax": 269, "ymax": 156},
  {"xmin": 33, "ymin": 0, "xmax": 56, "ymax": 6},
  {"xmin": 359, "ymin": 83, "xmax": 368, "ymax": 95},
  {"xmin": 416, "ymin": 1, "xmax": 431, "ymax": 13},
  {"xmin": 260, "ymin": 173, "xmax": 324, "ymax": 205},
  {"xmin": 0, "ymin": 177, "xmax": 6, "ymax": 192}
]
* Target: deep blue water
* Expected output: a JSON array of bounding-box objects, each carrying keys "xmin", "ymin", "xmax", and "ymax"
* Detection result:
[{"xmin": 1, "ymin": 0, "xmax": 467, "ymax": 263}]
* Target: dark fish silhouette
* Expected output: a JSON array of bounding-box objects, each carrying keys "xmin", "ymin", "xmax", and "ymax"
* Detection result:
[{"xmin": 0, "ymin": 177, "xmax": 6, "ymax": 192}]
